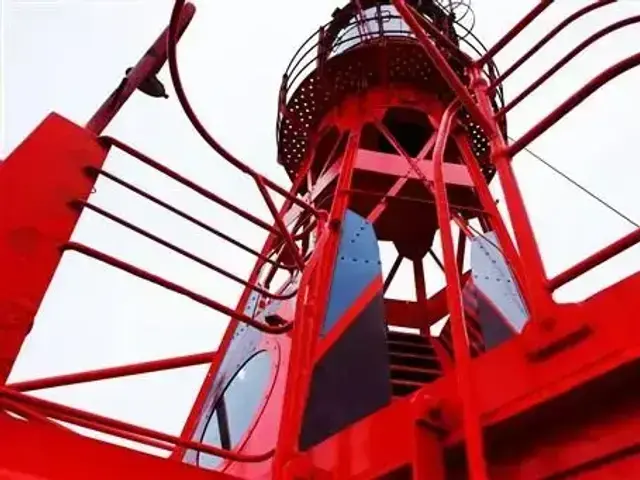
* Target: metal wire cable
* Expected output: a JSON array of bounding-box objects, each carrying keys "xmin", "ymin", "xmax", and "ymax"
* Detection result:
[{"xmin": 509, "ymin": 136, "xmax": 640, "ymax": 228}]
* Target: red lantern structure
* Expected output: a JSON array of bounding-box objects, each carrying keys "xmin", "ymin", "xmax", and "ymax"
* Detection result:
[{"xmin": 2, "ymin": 1, "xmax": 640, "ymax": 478}]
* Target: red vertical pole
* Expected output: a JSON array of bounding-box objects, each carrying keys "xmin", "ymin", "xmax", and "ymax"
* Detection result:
[
  {"xmin": 432, "ymin": 104, "xmax": 488, "ymax": 480},
  {"xmin": 273, "ymin": 133, "xmax": 360, "ymax": 478},
  {"xmin": 413, "ymin": 258, "xmax": 429, "ymax": 336}
]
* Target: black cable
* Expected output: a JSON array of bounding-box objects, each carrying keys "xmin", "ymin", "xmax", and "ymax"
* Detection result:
[{"xmin": 508, "ymin": 136, "xmax": 639, "ymax": 229}]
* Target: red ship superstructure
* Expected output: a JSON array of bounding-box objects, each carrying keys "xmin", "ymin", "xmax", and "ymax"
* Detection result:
[{"xmin": 2, "ymin": 1, "xmax": 640, "ymax": 479}]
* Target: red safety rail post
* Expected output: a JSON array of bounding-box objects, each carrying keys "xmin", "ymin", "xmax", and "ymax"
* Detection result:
[
  {"xmin": 432, "ymin": 104, "xmax": 488, "ymax": 480},
  {"xmin": 86, "ymin": 3, "xmax": 196, "ymax": 135}
]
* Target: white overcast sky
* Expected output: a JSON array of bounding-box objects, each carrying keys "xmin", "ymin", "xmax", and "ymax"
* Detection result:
[{"xmin": 2, "ymin": 0, "xmax": 640, "ymax": 454}]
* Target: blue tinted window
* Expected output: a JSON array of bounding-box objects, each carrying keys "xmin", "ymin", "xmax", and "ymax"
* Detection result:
[{"xmin": 198, "ymin": 350, "xmax": 272, "ymax": 469}]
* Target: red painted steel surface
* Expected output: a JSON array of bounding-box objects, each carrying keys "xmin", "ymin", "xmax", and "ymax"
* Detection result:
[
  {"xmin": 2, "ymin": 0, "xmax": 640, "ymax": 479},
  {"xmin": 0, "ymin": 114, "xmax": 107, "ymax": 383}
]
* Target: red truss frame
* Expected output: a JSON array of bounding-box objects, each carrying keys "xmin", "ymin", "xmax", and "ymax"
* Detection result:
[{"xmin": 1, "ymin": 1, "xmax": 640, "ymax": 479}]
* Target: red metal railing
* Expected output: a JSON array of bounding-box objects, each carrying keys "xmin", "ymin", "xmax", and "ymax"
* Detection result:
[
  {"xmin": 486, "ymin": 1, "xmax": 613, "ymax": 93},
  {"xmin": 1, "ymin": 0, "xmax": 324, "ymax": 465},
  {"xmin": 4, "ymin": 0, "xmax": 640, "ymax": 473},
  {"xmin": 0, "ymin": 386, "xmax": 274, "ymax": 463}
]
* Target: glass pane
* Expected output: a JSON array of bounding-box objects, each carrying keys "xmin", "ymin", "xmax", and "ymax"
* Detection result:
[
  {"xmin": 198, "ymin": 409, "xmax": 223, "ymax": 469},
  {"xmin": 224, "ymin": 350, "xmax": 272, "ymax": 446},
  {"xmin": 198, "ymin": 350, "xmax": 273, "ymax": 469}
]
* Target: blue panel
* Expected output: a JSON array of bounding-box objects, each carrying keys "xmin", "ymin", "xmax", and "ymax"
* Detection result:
[
  {"xmin": 300, "ymin": 292, "xmax": 391, "ymax": 450},
  {"xmin": 469, "ymin": 231, "xmax": 529, "ymax": 332},
  {"xmin": 321, "ymin": 210, "xmax": 382, "ymax": 336}
]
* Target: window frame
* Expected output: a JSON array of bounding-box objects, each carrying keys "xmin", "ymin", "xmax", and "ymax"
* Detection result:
[{"xmin": 196, "ymin": 345, "xmax": 279, "ymax": 469}]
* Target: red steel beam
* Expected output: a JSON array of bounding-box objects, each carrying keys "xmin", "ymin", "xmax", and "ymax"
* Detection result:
[
  {"xmin": 454, "ymin": 133, "xmax": 530, "ymax": 309},
  {"xmin": 8, "ymin": 350, "xmax": 216, "ymax": 392},
  {"xmin": 471, "ymin": 69, "xmax": 552, "ymax": 321},
  {"xmin": 273, "ymin": 133, "xmax": 361, "ymax": 477}
]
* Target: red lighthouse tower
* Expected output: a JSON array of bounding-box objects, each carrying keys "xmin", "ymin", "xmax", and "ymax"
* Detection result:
[
  {"xmin": 177, "ymin": 1, "xmax": 521, "ymax": 477},
  {"xmin": 3, "ymin": 0, "xmax": 640, "ymax": 479}
]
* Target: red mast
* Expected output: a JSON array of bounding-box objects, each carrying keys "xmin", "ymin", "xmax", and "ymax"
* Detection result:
[{"xmin": 3, "ymin": 1, "xmax": 640, "ymax": 479}]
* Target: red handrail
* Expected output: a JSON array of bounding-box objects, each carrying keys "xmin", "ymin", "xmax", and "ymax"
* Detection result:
[
  {"xmin": 488, "ymin": 1, "xmax": 615, "ymax": 92},
  {"xmin": 475, "ymin": 0, "xmax": 553, "ymax": 67},
  {"xmin": 87, "ymin": 167, "xmax": 292, "ymax": 271},
  {"xmin": 62, "ymin": 242, "xmax": 293, "ymax": 334},
  {"xmin": 508, "ymin": 51, "xmax": 640, "ymax": 156},
  {"xmin": 74, "ymin": 201, "xmax": 298, "ymax": 301},
  {"xmin": 8, "ymin": 351, "xmax": 216, "ymax": 392},
  {"xmin": 166, "ymin": 0, "xmax": 319, "ymax": 218},
  {"xmin": 496, "ymin": 13, "xmax": 640, "ymax": 119},
  {"xmin": 549, "ymin": 228, "xmax": 640, "ymax": 291}
]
